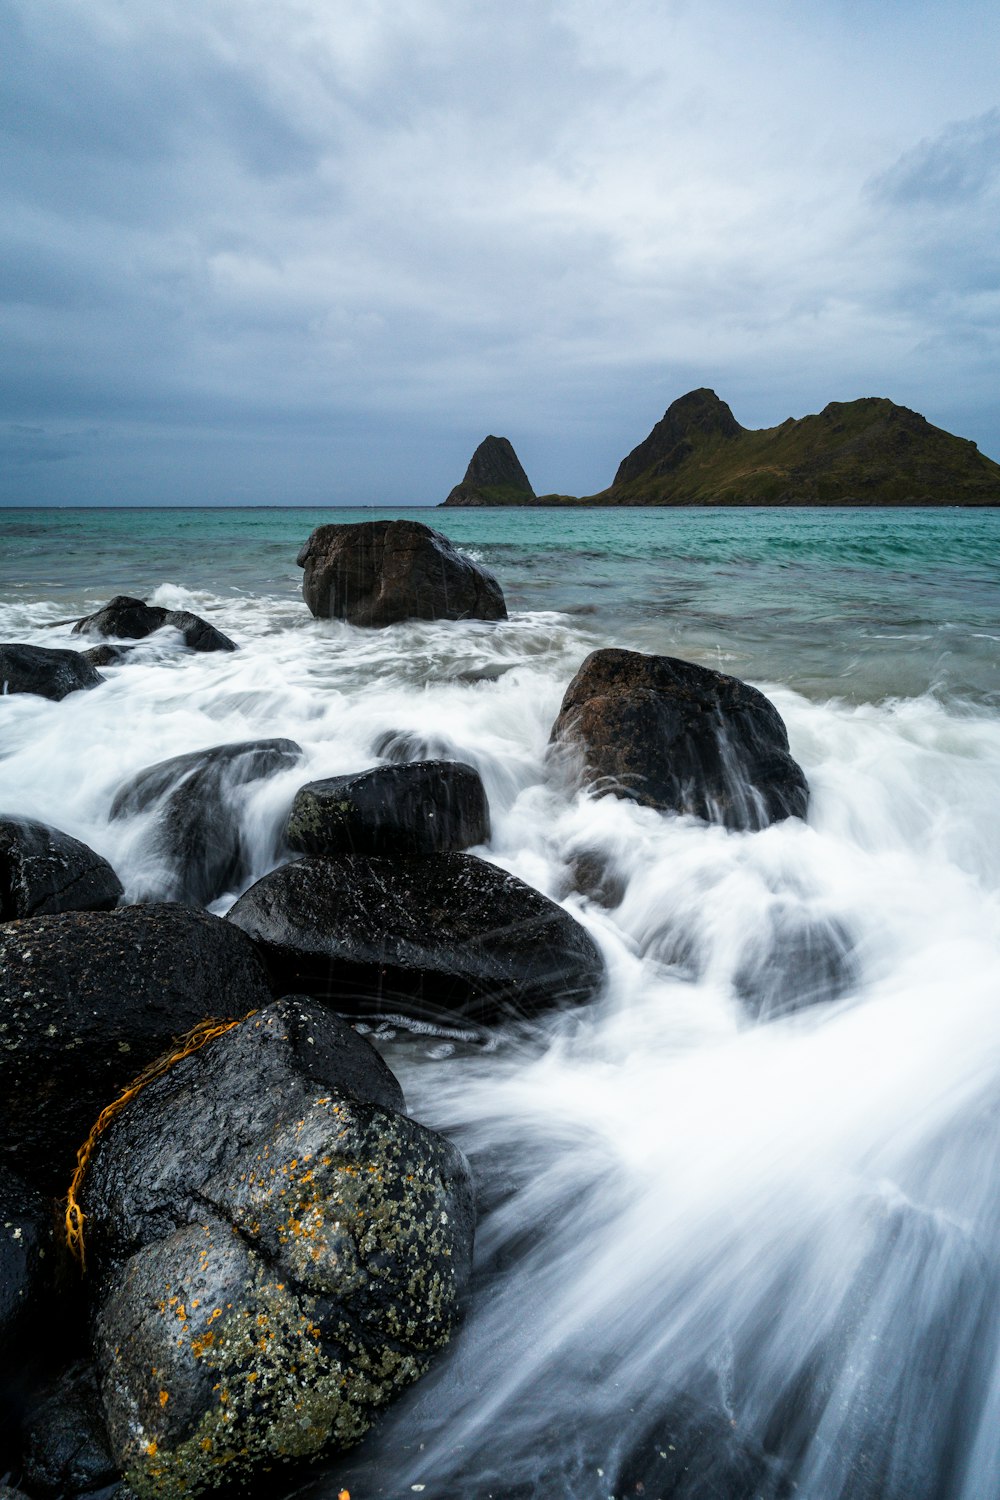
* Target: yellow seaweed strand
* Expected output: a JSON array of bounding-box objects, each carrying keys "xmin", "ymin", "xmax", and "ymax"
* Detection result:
[{"xmin": 65, "ymin": 1012, "xmax": 255, "ymax": 1272}]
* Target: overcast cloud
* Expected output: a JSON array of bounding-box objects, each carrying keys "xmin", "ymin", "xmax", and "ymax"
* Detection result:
[{"xmin": 2, "ymin": 0, "xmax": 999, "ymax": 504}]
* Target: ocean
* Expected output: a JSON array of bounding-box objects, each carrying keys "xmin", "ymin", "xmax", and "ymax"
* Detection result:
[{"xmin": 3, "ymin": 504, "xmax": 1000, "ymax": 1499}]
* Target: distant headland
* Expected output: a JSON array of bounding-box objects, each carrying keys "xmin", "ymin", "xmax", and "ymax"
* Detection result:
[{"xmin": 440, "ymin": 389, "xmax": 1000, "ymax": 507}]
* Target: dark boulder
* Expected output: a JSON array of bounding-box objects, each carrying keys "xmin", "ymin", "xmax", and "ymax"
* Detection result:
[
  {"xmin": 733, "ymin": 905, "xmax": 857, "ymax": 1020},
  {"xmin": 550, "ymin": 649, "xmax": 809, "ymax": 830},
  {"xmin": 0, "ymin": 644, "xmax": 104, "ymax": 701},
  {"xmin": 20, "ymin": 1359, "xmax": 118, "ymax": 1498},
  {"xmin": 297, "ymin": 519, "xmax": 507, "ymax": 626},
  {"xmin": 0, "ymin": 816, "xmax": 123, "ymax": 921},
  {"xmin": 71, "ymin": 596, "xmax": 237, "ymax": 653},
  {"xmin": 109, "ymin": 739, "xmax": 303, "ymax": 906},
  {"xmin": 286, "ymin": 761, "xmax": 490, "ymax": 859},
  {"xmin": 0, "ymin": 904, "xmax": 271, "ymax": 1189},
  {"xmin": 227, "ymin": 852, "xmax": 605, "ymax": 1025},
  {"xmin": 81, "ymin": 997, "xmax": 474, "ymax": 1498}
]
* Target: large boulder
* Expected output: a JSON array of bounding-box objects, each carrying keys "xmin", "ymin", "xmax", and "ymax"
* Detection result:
[
  {"xmin": 0, "ymin": 644, "xmax": 104, "ymax": 701},
  {"xmin": 20, "ymin": 1359, "xmax": 119, "ymax": 1499},
  {"xmin": 0, "ymin": 816, "xmax": 123, "ymax": 921},
  {"xmin": 0, "ymin": 904, "xmax": 272, "ymax": 1188},
  {"xmin": 80, "ymin": 997, "xmax": 474, "ymax": 1498},
  {"xmin": 286, "ymin": 761, "xmax": 490, "ymax": 858},
  {"xmin": 550, "ymin": 649, "xmax": 808, "ymax": 830},
  {"xmin": 227, "ymin": 852, "xmax": 605, "ymax": 1025},
  {"xmin": 296, "ymin": 519, "xmax": 507, "ymax": 626},
  {"xmin": 109, "ymin": 739, "xmax": 303, "ymax": 906},
  {"xmin": 71, "ymin": 596, "xmax": 237, "ymax": 654}
]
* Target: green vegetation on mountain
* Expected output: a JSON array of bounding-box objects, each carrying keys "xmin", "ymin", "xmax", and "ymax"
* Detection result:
[
  {"xmin": 442, "ymin": 435, "xmax": 535, "ymax": 507},
  {"xmin": 441, "ymin": 390, "xmax": 1000, "ymax": 507}
]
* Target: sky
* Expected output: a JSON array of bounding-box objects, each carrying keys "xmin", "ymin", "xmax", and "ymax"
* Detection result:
[{"xmin": 2, "ymin": 0, "xmax": 999, "ymax": 506}]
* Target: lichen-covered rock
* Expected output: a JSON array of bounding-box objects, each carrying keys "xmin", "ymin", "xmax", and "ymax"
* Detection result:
[
  {"xmin": 71, "ymin": 597, "xmax": 237, "ymax": 653},
  {"xmin": 227, "ymin": 852, "xmax": 605, "ymax": 1024},
  {"xmin": 296, "ymin": 519, "xmax": 507, "ymax": 626},
  {"xmin": 0, "ymin": 816, "xmax": 123, "ymax": 921},
  {"xmin": 0, "ymin": 904, "xmax": 271, "ymax": 1188},
  {"xmin": 83, "ymin": 998, "xmax": 474, "ymax": 1499},
  {"xmin": 550, "ymin": 648, "xmax": 809, "ymax": 831},
  {"xmin": 286, "ymin": 761, "xmax": 490, "ymax": 859},
  {"xmin": 109, "ymin": 739, "xmax": 303, "ymax": 906},
  {"xmin": 20, "ymin": 1359, "xmax": 119, "ymax": 1498},
  {"xmin": 0, "ymin": 643, "xmax": 104, "ymax": 701}
]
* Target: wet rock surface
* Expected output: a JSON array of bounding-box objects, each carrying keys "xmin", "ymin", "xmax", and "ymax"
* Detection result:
[
  {"xmin": 0, "ymin": 1166, "xmax": 57, "ymax": 1355},
  {"xmin": 20, "ymin": 1359, "xmax": 118, "ymax": 1498},
  {"xmin": 0, "ymin": 644, "xmax": 104, "ymax": 701},
  {"xmin": 0, "ymin": 904, "xmax": 271, "ymax": 1188},
  {"xmin": 109, "ymin": 739, "xmax": 303, "ymax": 906},
  {"xmin": 733, "ymin": 905, "xmax": 857, "ymax": 1019},
  {"xmin": 297, "ymin": 519, "xmax": 507, "ymax": 626},
  {"xmin": 81, "ymin": 643, "xmax": 138, "ymax": 668},
  {"xmin": 550, "ymin": 648, "xmax": 809, "ymax": 830},
  {"xmin": 81, "ymin": 998, "xmax": 475, "ymax": 1499},
  {"xmin": 227, "ymin": 852, "xmax": 605, "ymax": 1025},
  {"xmin": 72, "ymin": 597, "xmax": 237, "ymax": 654},
  {"xmin": 286, "ymin": 761, "xmax": 490, "ymax": 859},
  {"xmin": 0, "ymin": 816, "xmax": 123, "ymax": 921}
]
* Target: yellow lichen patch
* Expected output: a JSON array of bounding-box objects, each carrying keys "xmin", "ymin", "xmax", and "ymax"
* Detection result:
[
  {"xmin": 64, "ymin": 1012, "xmax": 256, "ymax": 1271},
  {"xmin": 159, "ymin": 1390, "xmax": 169, "ymax": 1407}
]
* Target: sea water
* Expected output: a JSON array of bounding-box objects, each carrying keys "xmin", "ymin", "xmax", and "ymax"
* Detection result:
[{"xmin": 2, "ymin": 505, "xmax": 999, "ymax": 1499}]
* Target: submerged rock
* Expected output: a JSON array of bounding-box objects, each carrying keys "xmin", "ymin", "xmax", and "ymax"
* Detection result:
[
  {"xmin": 0, "ymin": 643, "xmax": 104, "ymax": 701},
  {"xmin": 71, "ymin": 596, "xmax": 237, "ymax": 653},
  {"xmin": 733, "ymin": 904, "xmax": 857, "ymax": 1019},
  {"xmin": 550, "ymin": 648, "xmax": 808, "ymax": 830},
  {"xmin": 0, "ymin": 816, "xmax": 123, "ymax": 921},
  {"xmin": 81, "ymin": 643, "xmax": 138, "ymax": 667},
  {"xmin": 227, "ymin": 852, "xmax": 605, "ymax": 1024},
  {"xmin": 297, "ymin": 519, "xmax": 507, "ymax": 626},
  {"xmin": 286, "ymin": 761, "xmax": 490, "ymax": 858},
  {"xmin": 81, "ymin": 997, "xmax": 474, "ymax": 1499},
  {"xmin": 0, "ymin": 904, "xmax": 271, "ymax": 1188},
  {"xmin": 109, "ymin": 738, "xmax": 303, "ymax": 906}
]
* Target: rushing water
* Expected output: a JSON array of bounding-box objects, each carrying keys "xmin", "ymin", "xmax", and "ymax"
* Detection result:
[{"xmin": 2, "ymin": 505, "xmax": 1000, "ymax": 1500}]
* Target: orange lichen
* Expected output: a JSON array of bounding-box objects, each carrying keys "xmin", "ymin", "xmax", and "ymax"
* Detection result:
[
  {"xmin": 64, "ymin": 1013, "xmax": 255, "ymax": 1272},
  {"xmin": 159, "ymin": 1390, "xmax": 170, "ymax": 1407}
]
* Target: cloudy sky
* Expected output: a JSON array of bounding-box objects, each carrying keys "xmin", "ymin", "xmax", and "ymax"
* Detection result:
[{"xmin": 3, "ymin": 0, "xmax": 999, "ymax": 505}]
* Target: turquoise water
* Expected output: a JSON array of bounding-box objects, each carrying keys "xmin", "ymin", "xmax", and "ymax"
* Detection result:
[{"xmin": 3, "ymin": 505, "xmax": 999, "ymax": 702}]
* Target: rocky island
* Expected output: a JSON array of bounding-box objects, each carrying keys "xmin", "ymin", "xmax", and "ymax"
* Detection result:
[
  {"xmin": 441, "ymin": 389, "xmax": 1000, "ymax": 506},
  {"xmin": 441, "ymin": 434, "xmax": 536, "ymax": 507}
]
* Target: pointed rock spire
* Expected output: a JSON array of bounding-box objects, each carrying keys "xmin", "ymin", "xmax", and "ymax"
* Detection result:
[{"xmin": 442, "ymin": 435, "xmax": 535, "ymax": 507}]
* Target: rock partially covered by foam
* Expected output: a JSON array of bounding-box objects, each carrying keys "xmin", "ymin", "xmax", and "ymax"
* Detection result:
[
  {"xmin": 286, "ymin": 761, "xmax": 490, "ymax": 858},
  {"xmin": 296, "ymin": 519, "xmax": 507, "ymax": 626},
  {"xmin": 72, "ymin": 596, "xmax": 237, "ymax": 653},
  {"xmin": 550, "ymin": 648, "xmax": 808, "ymax": 830},
  {"xmin": 81, "ymin": 997, "xmax": 474, "ymax": 1498},
  {"xmin": 109, "ymin": 738, "xmax": 303, "ymax": 907},
  {"xmin": 0, "ymin": 643, "xmax": 104, "ymax": 701},
  {"xmin": 227, "ymin": 852, "xmax": 605, "ymax": 1025}
]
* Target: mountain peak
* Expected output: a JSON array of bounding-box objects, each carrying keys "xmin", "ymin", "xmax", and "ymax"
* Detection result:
[
  {"xmin": 443, "ymin": 435, "xmax": 535, "ymax": 507},
  {"xmin": 612, "ymin": 389, "xmax": 742, "ymax": 490}
]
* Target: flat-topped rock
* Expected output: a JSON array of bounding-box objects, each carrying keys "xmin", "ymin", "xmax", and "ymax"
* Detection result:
[
  {"xmin": 0, "ymin": 643, "xmax": 104, "ymax": 700},
  {"xmin": 286, "ymin": 761, "xmax": 490, "ymax": 858},
  {"xmin": 296, "ymin": 519, "xmax": 507, "ymax": 626}
]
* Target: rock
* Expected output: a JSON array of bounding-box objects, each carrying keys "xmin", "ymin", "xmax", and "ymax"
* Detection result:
[
  {"xmin": 0, "ymin": 816, "xmax": 123, "ymax": 921},
  {"xmin": 109, "ymin": 739, "xmax": 303, "ymax": 906},
  {"xmin": 21, "ymin": 1359, "xmax": 118, "ymax": 1498},
  {"xmin": 71, "ymin": 597, "xmax": 236, "ymax": 654},
  {"xmin": 0, "ymin": 644, "xmax": 104, "ymax": 701},
  {"xmin": 733, "ymin": 906, "xmax": 857, "ymax": 1019},
  {"xmin": 550, "ymin": 648, "xmax": 808, "ymax": 830},
  {"xmin": 0, "ymin": 904, "xmax": 272, "ymax": 1189},
  {"xmin": 297, "ymin": 520, "xmax": 507, "ymax": 626},
  {"xmin": 227, "ymin": 852, "xmax": 605, "ymax": 1025},
  {"xmin": 286, "ymin": 762, "xmax": 490, "ymax": 859},
  {"xmin": 82, "ymin": 644, "xmax": 138, "ymax": 667},
  {"xmin": 0, "ymin": 1166, "xmax": 57, "ymax": 1356},
  {"xmin": 372, "ymin": 728, "xmax": 462, "ymax": 764},
  {"xmin": 81, "ymin": 998, "xmax": 474, "ymax": 1499},
  {"xmin": 442, "ymin": 435, "xmax": 536, "ymax": 507}
]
